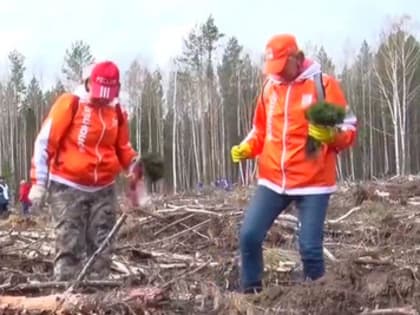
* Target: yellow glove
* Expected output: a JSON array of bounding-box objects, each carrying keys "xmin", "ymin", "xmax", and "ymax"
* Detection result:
[
  {"xmin": 308, "ymin": 124, "xmax": 337, "ymax": 144},
  {"xmin": 231, "ymin": 143, "xmax": 252, "ymax": 163}
]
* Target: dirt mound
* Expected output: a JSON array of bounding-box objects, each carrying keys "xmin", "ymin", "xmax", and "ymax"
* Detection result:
[
  {"xmin": 257, "ymin": 262, "xmax": 418, "ymax": 314},
  {"xmin": 212, "ymin": 259, "xmax": 418, "ymax": 315}
]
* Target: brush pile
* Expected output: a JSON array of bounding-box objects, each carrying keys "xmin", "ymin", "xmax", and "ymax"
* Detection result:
[{"xmin": 1, "ymin": 177, "xmax": 420, "ymax": 314}]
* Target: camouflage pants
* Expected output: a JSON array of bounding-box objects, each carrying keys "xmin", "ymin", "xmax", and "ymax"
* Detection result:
[{"xmin": 49, "ymin": 181, "xmax": 117, "ymax": 281}]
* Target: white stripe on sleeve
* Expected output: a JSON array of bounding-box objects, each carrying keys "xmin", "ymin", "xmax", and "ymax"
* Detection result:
[{"xmin": 33, "ymin": 118, "xmax": 53, "ymax": 186}]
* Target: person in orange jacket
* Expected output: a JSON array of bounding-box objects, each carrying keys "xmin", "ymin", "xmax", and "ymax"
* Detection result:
[
  {"xmin": 28, "ymin": 61, "xmax": 142, "ymax": 281},
  {"xmin": 231, "ymin": 34, "xmax": 357, "ymax": 293}
]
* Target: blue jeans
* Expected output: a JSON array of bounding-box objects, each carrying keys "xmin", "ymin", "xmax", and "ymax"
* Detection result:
[{"xmin": 239, "ymin": 185, "xmax": 330, "ymax": 290}]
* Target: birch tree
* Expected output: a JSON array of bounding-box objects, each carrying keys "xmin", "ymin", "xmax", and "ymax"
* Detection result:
[
  {"xmin": 4, "ymin": 50, "xmax": 26, "ymax": 192},
  {"xmin": 373, "ymin": 16, "xmax": 420, "ymax": 175}
]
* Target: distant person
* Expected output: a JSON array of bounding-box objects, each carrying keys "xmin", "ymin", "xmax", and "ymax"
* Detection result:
[
  {"xmin": 0, "ymin": 176, "xmax": 9, "ymax": 216},
  {"xmin": 28, "ymin": 61, "xmax": 143, "ymax": 281},
  {"xmin": 19, "ymin": 179, "xmax": 32, "ymax": 215},
  {"xmin": 231, "ymin": 34, "xmax": 358, "ymax": 293}
]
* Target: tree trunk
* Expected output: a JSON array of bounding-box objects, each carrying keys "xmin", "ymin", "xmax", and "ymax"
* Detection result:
[{"xmin": 172, "ymin": 71, "xmax": 178, "ymax": 193}]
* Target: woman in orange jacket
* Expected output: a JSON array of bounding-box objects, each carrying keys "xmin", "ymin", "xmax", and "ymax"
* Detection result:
[
  {"xmin": 28, "ymin": 61, "xmax": 142, "ymax": 281},
  {"xmin": 231, "ymin": 34, "xmax": 357, "ymax": 293}
]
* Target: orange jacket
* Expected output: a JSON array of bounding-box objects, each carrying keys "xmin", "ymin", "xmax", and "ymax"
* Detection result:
[
  {"xmin": 242, "ymin": 60, "xmax": 357, "ymax": 195},
  {"xmin": 30, "ymin": 91, "xmax": 137, "ymax": 192}
]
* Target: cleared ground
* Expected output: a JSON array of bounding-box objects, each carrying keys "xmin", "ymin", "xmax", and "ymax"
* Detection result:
[{"xmin": 1, "ymin": 177, "xmax": 420, "ymax": 314}]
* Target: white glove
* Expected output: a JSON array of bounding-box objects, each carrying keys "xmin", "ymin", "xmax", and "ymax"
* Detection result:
[{"xmin": 28, "ymin": 184, "xmax": 47, "ymax": 208}]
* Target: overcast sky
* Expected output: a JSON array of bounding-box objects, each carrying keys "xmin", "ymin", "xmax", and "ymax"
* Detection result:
[{"xmin": 0, "ymin": 0, "xmax": 418, "ymax": 88}]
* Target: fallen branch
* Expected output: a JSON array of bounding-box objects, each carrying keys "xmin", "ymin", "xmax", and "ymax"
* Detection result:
[
  {"xmin": 142, "ymin": 250, "xmax": 199, "ymax": 262},
  {"xmin": 0, "ymin": 279, "xmax": 124, "ymax": 293},
  {"xmin": 323, "ymin": 247, "xmax": 337, "ymax": 262},
  {"xmin": 179, "ymin": 221, "xmax": 210, "ymax": 240},
  {"xmin": 328, "ymin": 206, "xmax": 361, "ymax": 224},
  {"xmin": 133, "ymin": 207, "xmax": 167, "ymax": 220},
  {"xmin": 360, "ymin": 305, "xmax": 418, "ymax": 315},
  {"xmin": 183, "ymin": 207, "xmax": 223, "ymax": 217},
  {"xmin": 158, "ymin": 261, "xmax": 219, "ymax": 269},
  {"xmin": 0, "ymin": 230, "xmax": 52, "ymax": 240},
  {"xmin": 354, "ymin": 257, "xmax": 393, "ymax": 266},
  {"xmin": 111, "ymin": 259, "xmax": 146, "ymax": 276},
  {"xmin": 153, "ymin": 213, "xmax": 195, "ymax": 236},
  {"xmin": 407, "ymin": 197, "xmax": 420, "ymax": 206},
  {"xmin": 0, "ymin": 287, "xmax": 166, "ymax": 314},
  {"xmin": 278, "ymin": 214, "xmax": 299, "ymax": 224},
  {"xmin": 141, "ymin": 219, "xmax": 211, "ymax": 246},
  {"xmin": 165, "ymin": 204, "xmax": 223, "ymax": 217}
]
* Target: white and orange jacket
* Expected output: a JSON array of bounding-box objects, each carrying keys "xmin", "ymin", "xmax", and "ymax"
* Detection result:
[
  {"xmin": 30, "ymin": 87, "xmax": 137, "ymax": 192},
  {"xmin": 242, "ymin": 59, "xmax": 357, "ymax": 195}
]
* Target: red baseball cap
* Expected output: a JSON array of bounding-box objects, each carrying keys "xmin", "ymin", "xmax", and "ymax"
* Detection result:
[
  {"xmin": 263, "ymin": 34, "xmax": 299, "ymax": 74},
  {"xmin": 90, "ymin": 61, "xmax": 120, "ymax": 100}
]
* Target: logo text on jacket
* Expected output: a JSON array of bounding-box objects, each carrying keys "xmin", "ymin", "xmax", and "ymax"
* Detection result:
[{"xmin": 77, "ymin": 106, "xmax": 92, "ymax": 152}]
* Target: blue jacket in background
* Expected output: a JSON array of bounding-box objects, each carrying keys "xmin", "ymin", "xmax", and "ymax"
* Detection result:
[{"xmin": 0, "ymin": 183, "xmax": 9, "ymax": 205}]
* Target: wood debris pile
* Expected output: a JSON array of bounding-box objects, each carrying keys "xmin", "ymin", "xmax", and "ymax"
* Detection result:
[{"xmin": 1, "ymin": 180, "xmax": 420, "ymax": 314}]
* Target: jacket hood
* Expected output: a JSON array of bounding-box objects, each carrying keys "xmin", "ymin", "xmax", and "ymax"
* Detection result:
[
  {"xmin": 73, "ymin": 85, "xmax": 89, "ymax": 102},
  {"xmin": 268, "ymin": 58, "xmax": 322, "ymax": 83}
]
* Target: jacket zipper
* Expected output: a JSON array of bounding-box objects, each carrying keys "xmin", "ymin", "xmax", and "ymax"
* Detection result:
[
  {"xmin": 280, "ymin": 85, "xmax": 292, "ymax": 191},
  {"xmin": 94, "ymin": 108, "xmax": 106, "ymax": 184}
]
